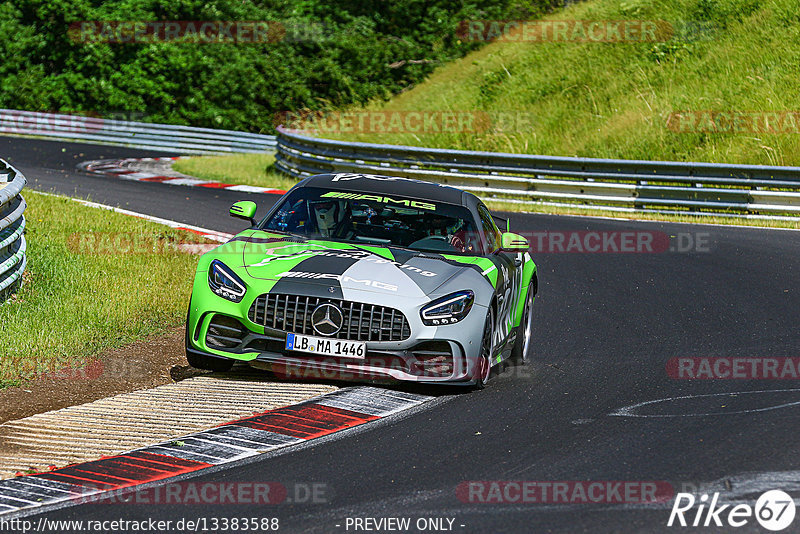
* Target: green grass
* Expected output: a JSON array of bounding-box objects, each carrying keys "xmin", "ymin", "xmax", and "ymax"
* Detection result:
[
  {"xmin": 327, "ymin": 0, "xmax": 800, "ymax": 167},
  {"xmin": 0, "ymin": 192, "xmax": 206, "ymax": 388},
  {"xmin": 173, "ymin": 153, "xmax": 298, "ymax": 191}
]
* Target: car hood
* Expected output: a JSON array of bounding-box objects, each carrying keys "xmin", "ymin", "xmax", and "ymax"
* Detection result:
[{"xmin": 217, "ymin": 231, "xmax": 493, "ymax": 299}]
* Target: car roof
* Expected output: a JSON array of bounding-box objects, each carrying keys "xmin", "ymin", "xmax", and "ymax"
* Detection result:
[{"xmin": 298, "ymin": 173, "xmax": 477, "ymax": 207}]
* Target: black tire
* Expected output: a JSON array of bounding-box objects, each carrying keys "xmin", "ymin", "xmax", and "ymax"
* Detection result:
[
  {"xmin": 511, "ymin": 281, "xmax": 535, "ymax": 364},
  {"xmin": 186, "ymin": 350, "xmax": 235, "ymax": 372},
  {"xmin": 473, "ymin": 307, "xmax": 495, "ymax": 390}
]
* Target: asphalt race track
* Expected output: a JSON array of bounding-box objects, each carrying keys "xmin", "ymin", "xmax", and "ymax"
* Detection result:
[{"xmin": 6, "ymin": 136, "xmax": 800, "ymax": 533}]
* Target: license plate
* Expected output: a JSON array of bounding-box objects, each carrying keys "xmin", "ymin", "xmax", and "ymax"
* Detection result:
[{"xmin": 285, "ymin": 333, "xmax": 366, "ymax": 359}]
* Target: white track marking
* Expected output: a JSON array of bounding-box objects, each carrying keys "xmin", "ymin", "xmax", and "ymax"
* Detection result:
[{"xmin": 609, "ymin": 389, "xmax": 800, "ymax": 418}]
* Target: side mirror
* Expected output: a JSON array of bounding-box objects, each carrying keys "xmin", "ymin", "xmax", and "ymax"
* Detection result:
[
  {"xmin": 500, "ymin": 232, "xmax": 528, "ymax": 252},
  {"xmin": 230, "ymin": 201, "xmax": 257, "ymax": 226}
]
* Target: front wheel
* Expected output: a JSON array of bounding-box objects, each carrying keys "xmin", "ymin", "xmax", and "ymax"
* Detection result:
[
  {"xmin": 511, "ymin": 280, "xmax": 535, "ymax": 364},
  {"xmin": 473, "ymin": 307, "xmax": 495, "ymax": 390}
]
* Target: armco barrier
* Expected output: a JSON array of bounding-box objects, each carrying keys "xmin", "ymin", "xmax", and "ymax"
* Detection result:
[
  {"xmin": 0, "ymin": 160, "xmax": 26, "ymax": 299},
  {"xmin": 0, "ymin": 109, "xmax": 276, "ymax": 155},
  {"xmin": 275, "ymin": 126, "xmax": 800, "ymax": 217}
]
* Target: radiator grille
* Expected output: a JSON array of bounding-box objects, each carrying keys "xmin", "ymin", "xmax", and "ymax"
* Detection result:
[{"xmin": 248, "ymin": 294, "xmax": 411, "ymax": 342}]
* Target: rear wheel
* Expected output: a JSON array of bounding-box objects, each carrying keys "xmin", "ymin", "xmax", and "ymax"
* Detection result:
[
  {"xmin": 511, "ymin": 281, "xmax": 535, "ymax": 364},
  {"xmin": 473, "ymin": 307, "xmax": 495, "ymax": 390}
]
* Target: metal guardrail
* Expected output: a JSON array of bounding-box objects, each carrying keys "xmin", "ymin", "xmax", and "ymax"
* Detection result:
[
  {"xmin": 0, "ymin": 109, "xmax": 276, "ymax": 155},
  {"xmin": 275, "ymin": 127, "xmax": 800, "ymax": 217},
  {"xmin": 0, "ymin": 160, "xmax": 26, "ymax": 299}
]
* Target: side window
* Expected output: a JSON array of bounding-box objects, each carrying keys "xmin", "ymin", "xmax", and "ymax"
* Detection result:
[{"xmin": 477, "ymin": 205, "xmax": 499, "ymax": 252}]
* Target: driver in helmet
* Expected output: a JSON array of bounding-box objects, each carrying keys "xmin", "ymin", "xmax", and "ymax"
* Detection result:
[{"xmin": 425, "ymin": 214, "xmax": 476, "ymax": 253}]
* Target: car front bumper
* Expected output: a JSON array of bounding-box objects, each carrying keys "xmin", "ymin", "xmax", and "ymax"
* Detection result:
[{"xmin": 187, "ymin": 287, "xmax": 490, "ymax": 384}]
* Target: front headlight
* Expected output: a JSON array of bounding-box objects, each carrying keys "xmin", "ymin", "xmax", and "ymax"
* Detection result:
[
  {"xmin": 208, "ymin": 260, "xmax": 246, "ymax": 303},
  {"xmin": 420, "ymin": 290, "xmax": 474, "ymax": 326}
]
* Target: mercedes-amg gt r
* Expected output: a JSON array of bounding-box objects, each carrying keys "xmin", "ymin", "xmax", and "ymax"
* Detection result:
[{"xmin": 186, "ymin": 173, "xmax": 537, "ymax": 388}]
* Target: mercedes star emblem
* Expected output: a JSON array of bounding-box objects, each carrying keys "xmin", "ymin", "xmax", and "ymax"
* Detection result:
[{"xmin": 311, "ymin": 303, "xmax": 344, "ymax": 336}]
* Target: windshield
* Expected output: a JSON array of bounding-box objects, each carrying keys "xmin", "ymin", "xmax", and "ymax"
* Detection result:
[{"xmin": 261, "ymin": 187, "xmax": 483, "ymax": 255}]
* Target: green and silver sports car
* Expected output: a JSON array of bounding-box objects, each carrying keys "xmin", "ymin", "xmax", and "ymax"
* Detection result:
[{"xmin": 186, "ymin": 173, "xmax": 537, "ymax": 388}]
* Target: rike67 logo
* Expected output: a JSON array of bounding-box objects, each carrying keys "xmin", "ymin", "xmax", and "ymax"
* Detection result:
[{"xmin": 668, "ymin": 490, "xmax": 796, "ymax": 531}]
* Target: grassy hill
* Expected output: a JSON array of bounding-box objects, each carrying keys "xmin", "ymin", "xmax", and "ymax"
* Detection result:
[{"xmin": 327, "ymin": 0, "xmax": 800, "ymax": 167}]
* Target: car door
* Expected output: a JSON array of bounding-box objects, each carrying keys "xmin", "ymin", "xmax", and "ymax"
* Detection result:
[{"xmin": 477, "ymin": 204, "xmax": 522, "ymax": 353}]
